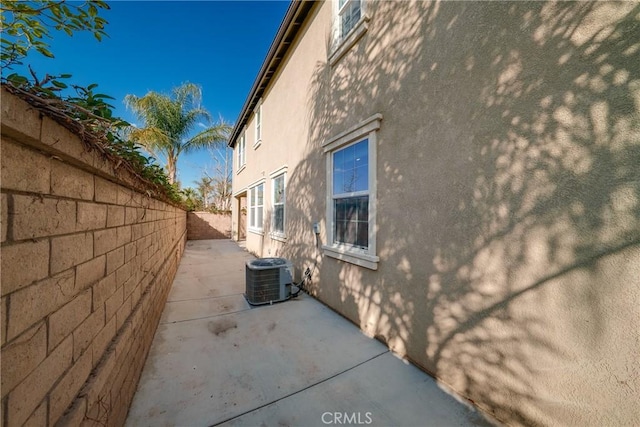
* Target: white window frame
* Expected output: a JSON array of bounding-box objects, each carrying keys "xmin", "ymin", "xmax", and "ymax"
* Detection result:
[
  {"xmin": 329, "ymin": 0, "xmax": 369, "ymax": 66},
  {"xmin": 322, "ymin": 114, "xmax": 381, "ymax": 270},
  {"xmin": 236, "ymin": 130, "xmax": 246, "ymax": 173},
  {"xmin": 338, "ymin": 0, "xmax": 361, "ymax": 38},
  {"xmin": 254, "ymin": 100, "xmax": 262, "ymax": 148},
  {"xmin": 248, "ymin": 179, "xmax": 265, "ymax": 234},
  {"xmin": 269, "ymin": 166, "xmax": 287, "ymax": 242}
]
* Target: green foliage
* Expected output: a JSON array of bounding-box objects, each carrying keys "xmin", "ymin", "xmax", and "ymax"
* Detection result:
[
  {"xmin": 203, "ymin": 205, "xmax": 232, "ymax": 215},
  {"xmin": 125, "ymin": 83, "xmax": 232, "ymax": 183},
  {"xmin": 2, "ymin": 72, "xmax": 184, "ymax": 205},
  {"xmin": 6, "ymin": 70, "xmax": 120, "ymax": 121},
  {"xmin": 1, "ymin": 1, "xmax": 110, "ymax": 69},
  {"xmin": 180, "ymin": 184, "xmax": 230, "ymax": 213},
  {"xmin": 196, "ymin": 175, "xmax": 213, "ymax": 207},
  {"xmin": 1, "ymin": 1, "xmax": 186, "ymax": 206},
  {"xmin": 181, "ymin": 187, "xmax": 203, "ymax": 211}
]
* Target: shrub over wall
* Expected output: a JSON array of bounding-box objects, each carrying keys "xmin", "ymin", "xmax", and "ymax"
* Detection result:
[{"xmin": 0, "ymin": 88, "xmax": 187, "ymax": 425}]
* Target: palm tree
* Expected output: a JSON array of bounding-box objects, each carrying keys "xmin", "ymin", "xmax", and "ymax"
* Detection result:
[
  {"xmin": 196, "ymin": 176, "xmax": 213, "ymax": 208},
  {"xmin": 124, "ymin": 82, "xmax": 230, "ymax": 183},
  {"xmin": 181, "ymin": 187, "xmax": 202, "ymax": 211}
]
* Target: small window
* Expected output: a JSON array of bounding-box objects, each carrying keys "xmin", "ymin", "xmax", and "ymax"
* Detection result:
[
  {"xmin": 254, "ymin": 102, "xmax": 262, "ymax": 146},
  {"xmin": 237, "ymin": 132, "xmax": 246, "ymax": 170},
  {"xmin": 249, "ymin": 182, "xmax": 264, "ymax": 232},
  {"xmin": 338, "ymin": 0, "xmax": 361, "ymax": 39},
  {"xmin": 271, "ymin": 173, "xmax": 286, "ymax": 235}
]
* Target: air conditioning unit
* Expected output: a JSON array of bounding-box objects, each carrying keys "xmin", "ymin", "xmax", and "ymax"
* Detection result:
[{"xmin": 245, "ymin": 258, "xmax": 293, "ymax": 305}]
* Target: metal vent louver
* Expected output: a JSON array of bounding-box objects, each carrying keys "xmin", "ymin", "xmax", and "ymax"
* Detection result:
[{"xmin": 245, "ymin": 258, "xmax": 293, "ymax": 305}]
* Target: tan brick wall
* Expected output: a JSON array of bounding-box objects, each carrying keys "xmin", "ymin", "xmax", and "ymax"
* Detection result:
[
  {"xmin": 1, "ymin": 88, "xmax": 187, "ymax": 426},
  {"xmin": 187, "ymin": 211, "xmax": 231, "ymax": 240}
]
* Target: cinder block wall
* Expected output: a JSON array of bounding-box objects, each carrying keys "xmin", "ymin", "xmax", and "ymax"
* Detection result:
[
  {"xmin": 1, "ymin": 88, "xmax": 187, "ymax": 426},
  {"xmin": 186, "ymin": 212, "xmax": 231, "ymax": 240}
]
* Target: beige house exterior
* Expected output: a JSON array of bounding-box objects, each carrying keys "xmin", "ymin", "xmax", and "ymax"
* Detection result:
[{"xmin": 229, "ymin": 1, "xmax": 640, "ymax": 425}]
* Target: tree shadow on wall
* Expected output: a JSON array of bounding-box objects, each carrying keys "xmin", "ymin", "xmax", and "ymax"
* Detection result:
[{"xmin": 287, "ymin": 1, "xmax": 639, "ymax": 425}]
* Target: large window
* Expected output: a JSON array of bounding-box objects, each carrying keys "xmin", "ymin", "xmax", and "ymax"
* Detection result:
[
  {"xmin": 323, "ymin": 114, "xmax": 381, "ymax": 270},
  {"xmin": 237, "ymin": 132, "xmax": 246, "ymax": 170},
  {"xmin": 272, "ymin": 173, "xmax": 286, "ymax": 235},
  {"xmin": 249, "ymin": 182, "xmax": 264, "ymax": 232},
  {"xmin": 333, "ymin": 140, "xmax": 368, "ymax": 248},
  {"xmin": 338, "ymin": 0, "xmax": 361, "ymax": 39}
]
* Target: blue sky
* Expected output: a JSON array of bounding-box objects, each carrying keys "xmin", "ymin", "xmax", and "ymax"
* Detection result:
[{"xmin": 13, "ymin": 1, "xmax": 290, "ymax": 188}]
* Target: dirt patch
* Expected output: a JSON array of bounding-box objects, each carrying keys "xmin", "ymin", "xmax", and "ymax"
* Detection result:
[
  {"xmin": 268, "ymin": 321, "xmax": 277, "ymax": 332},
  {"xmin": 207, "ymin": 318, "xmax": 237, "ymax": 336}
]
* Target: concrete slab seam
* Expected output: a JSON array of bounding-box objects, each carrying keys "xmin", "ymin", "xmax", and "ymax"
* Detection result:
[
  {"xmin": 159, "ymin": 308, "xmax": 252, "ymax": 325},
  {"xmin": 208, "ymin": 350, "xmax": 390, "ymax": 427},
  {"xmin": 166, "ymin": 293, "xmax": 246, "ymax": 304}
]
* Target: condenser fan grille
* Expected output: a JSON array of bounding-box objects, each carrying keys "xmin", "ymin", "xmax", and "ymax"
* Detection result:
[
  {"xmin": 251, "ymin": 258, "xmax": 288, "ymax": 267},
  {"xmin": 246, "ymin": 268, "xmax": 282, "ymax": 303}
]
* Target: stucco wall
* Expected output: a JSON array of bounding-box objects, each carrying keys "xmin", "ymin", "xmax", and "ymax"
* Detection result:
[
  {"xmin": 231, "ymin": 2, "xmax": 327, "ymax": 259},
  {"xmin": 1, "ymin": 88, "xmax": 187, "ymax": 426},
  {"xmin": 231, "ymin": 1, "xmax": 640, "ymax": 425},
  {"xmin": 187, "ymin": 212, "xmax": 231, "ymax": 239}
]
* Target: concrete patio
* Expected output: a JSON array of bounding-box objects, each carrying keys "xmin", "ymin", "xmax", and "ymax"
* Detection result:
[{"xmin": 126, "ymin": 240, "xmax": 496, "ymax": 426}]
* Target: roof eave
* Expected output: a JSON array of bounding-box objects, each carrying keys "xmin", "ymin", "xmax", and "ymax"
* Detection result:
[{"xmin": 228, "ymin": 0, "xmax": 316, "ymax": 147}]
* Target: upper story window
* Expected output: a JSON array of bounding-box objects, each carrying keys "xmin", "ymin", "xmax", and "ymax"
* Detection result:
[
  {"xmin": 237, "ymin": 132, "xmax": 246, "ymax": 171},
  {"xmin": 329, "ymin": 0, "xmax": 368, "ymax": 66},
  {"xmin": 339, "ymin": 0, "xmax": 361, "ymax": 39},
  {"xmin": 254, "ymin": 101, "xmax": 262, "ymax": 147},
  {"xmin": 322, "ymin": 114, "xmax": 381, "ymax": 270}
]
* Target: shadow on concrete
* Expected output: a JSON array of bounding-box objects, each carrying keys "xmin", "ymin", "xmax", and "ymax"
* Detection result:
[{"xmin": 126, "ymin": 240, "xmax": 495, "ymax": 427}]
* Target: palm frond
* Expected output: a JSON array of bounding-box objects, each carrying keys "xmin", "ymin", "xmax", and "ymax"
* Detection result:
[
  {"xmin": 173, "ymin": 82, "xmax": 202, "ymax": 111},
  {"xmin": 181, "ymin": 123, "xmax": 232, "ymax": 154}
]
